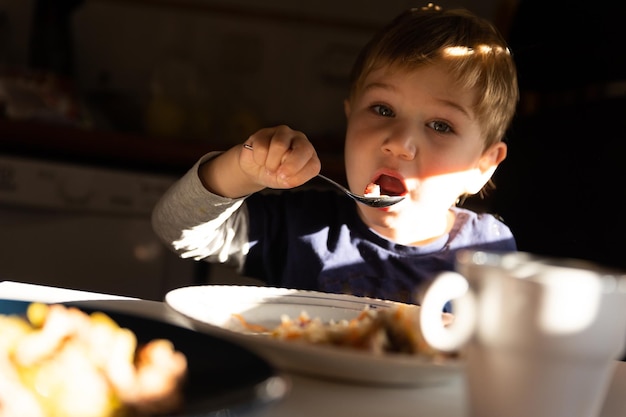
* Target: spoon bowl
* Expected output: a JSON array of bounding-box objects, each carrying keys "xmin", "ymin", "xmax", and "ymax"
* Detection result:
[
  {"xmin": 242, "ymin": 143, "xmax": 405, "ymax": 208},
  {"xmin": 316, "ymin": 174, "xmax": 405, "ymax": 208}
]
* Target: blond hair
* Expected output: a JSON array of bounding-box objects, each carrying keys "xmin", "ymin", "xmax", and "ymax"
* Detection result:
[{"xmin": 349, "ymin": 4, "xmax": 519, "ymax": 148}]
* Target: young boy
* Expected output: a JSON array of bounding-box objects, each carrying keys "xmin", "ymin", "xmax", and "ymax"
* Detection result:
[{"xmin": 152, "ymin": 4, "xmax": 519, "ymax": 304}]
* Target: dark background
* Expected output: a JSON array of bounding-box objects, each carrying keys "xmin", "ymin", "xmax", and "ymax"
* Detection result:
[{"xmin": 490, "ymin": 1, "xmax": 626, "ymax": 271}]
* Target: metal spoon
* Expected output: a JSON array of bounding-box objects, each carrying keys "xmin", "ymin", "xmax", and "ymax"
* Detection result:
[{"xmin": 242, "ymin": 143, "xmax": 405, "ymax": 208}]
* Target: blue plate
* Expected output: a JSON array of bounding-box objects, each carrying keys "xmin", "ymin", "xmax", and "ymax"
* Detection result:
[
  {"xmin": 0, "ymin": 298, "xmax": 287, "ymax": 416},
  {"xmin": 0, "ymin": 299, "xmax": 32, "ymax": 316}
]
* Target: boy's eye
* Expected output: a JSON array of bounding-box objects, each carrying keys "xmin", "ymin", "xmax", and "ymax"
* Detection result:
[
  {"xmin": 428, "ymin": 120, "xmax": 452, "ymax": 133},
  {"xmin": 372, "ymin": 105, "xmax": 395, "ymax": 117}
]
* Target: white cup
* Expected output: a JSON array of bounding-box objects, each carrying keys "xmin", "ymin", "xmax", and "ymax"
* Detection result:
[{"xmin": 420, "ymin": 250, "xmax": 626, "ymax": 417}]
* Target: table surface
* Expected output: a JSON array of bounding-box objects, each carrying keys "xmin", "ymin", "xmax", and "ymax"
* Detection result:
[{"xmin": 1, "ymin": 280, "xmax": 624, "ymax": 417}]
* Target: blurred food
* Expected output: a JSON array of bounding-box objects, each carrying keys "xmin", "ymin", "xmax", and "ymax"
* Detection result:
[
  {"xmin": 233, "ymin": 304, "xmax": 455, "ymax": 358},
  {"xmin": 0, "ymin": 303, "xmax": 187, "ymax": 417}
]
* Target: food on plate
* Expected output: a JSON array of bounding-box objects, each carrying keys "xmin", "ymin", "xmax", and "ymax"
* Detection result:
[
  {"xmin": 233, "ymin": 304, "xmax": 455, "ymax": 358},
  {"xmin": 0, "ymin": 303, "xmax": 187, "ymax": 417}
]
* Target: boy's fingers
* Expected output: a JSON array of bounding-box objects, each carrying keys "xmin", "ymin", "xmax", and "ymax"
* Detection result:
[
  {"xmin": 241, "ymin": 125, "xmax": 320, "ymax": 189},
  {"xmin": 264, "ymin": 126, "xmax": 303, "ymax": 172}
]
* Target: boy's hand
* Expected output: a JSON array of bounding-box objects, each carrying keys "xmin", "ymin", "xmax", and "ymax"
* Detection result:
[{"xmin": 240, "ymin": 125, "xmax": 321, "ymax": 189}]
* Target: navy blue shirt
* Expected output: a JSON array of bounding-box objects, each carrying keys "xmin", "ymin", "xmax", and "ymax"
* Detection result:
[{"xmin": 244, "ymin": 190, "xmax": 516, "ymax": 304}]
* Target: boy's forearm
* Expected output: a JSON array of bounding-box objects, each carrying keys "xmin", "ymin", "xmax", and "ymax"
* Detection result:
[{"xmin": 198, "ymin": 145, "xmax": 265, "ymax": 198}]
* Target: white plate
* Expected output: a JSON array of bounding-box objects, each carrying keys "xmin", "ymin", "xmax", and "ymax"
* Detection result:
[{"xmin": 165, "ymin": 285, "xmax": 463, "ymax": 386}]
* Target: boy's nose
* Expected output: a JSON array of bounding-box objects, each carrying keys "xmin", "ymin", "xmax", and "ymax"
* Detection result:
[{"xmin": 381, "ymin": 127, "xmax": 417, "ymax": 160}]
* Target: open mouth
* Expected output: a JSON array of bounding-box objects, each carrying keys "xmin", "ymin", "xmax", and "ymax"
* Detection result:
[{"xmin": 364, "ymin": 174, "xmax": 407, "ymax": 197}]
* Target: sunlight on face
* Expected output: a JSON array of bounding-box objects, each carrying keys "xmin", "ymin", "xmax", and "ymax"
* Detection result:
[
  {"xmin": 405, "ymin": 165, "xmax": 486, "ymax": 211},
  {"xmin": 355, "ymin": 165, "xmax": 492, "ymax": 246}
]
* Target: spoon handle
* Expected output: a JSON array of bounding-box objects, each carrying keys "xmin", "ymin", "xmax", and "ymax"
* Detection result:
[{"xmin": 241, "ymin": 143, "xmax": 403, "ymax": 207}]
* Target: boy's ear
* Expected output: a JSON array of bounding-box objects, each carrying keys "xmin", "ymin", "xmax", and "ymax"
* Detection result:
[
  {"xmin": 465, "ymin": 142, "xmax": 508, "ymax": 194},
  {"xmin": 344, "ymin": 99, "xmax": 352, "ymax": 118},
  {"xmin": 480, "ymin": 142, "xmax": 507, "ymax": 173}
]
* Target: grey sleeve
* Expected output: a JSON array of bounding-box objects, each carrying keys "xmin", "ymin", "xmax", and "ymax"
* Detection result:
[{"xmin": 151, "ymin": 152, "xmax": 251, "ymax": 272}]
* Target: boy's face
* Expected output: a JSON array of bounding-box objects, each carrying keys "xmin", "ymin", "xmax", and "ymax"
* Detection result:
[{"xmin": 343, "ymin": 62, "xmax": 506, "ymax": 239}]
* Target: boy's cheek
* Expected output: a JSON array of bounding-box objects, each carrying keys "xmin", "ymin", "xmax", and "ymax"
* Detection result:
[{"xmin": 343, "ymin": 138, "xmax": 366, "ymax": 163}]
